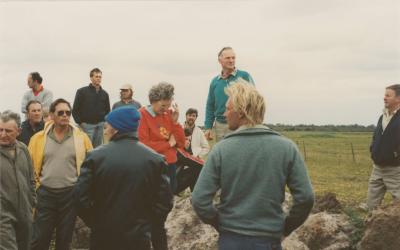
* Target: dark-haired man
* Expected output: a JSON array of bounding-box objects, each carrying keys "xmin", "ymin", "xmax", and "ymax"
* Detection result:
[
  {"xmin": 72, "ymin": 68, "xmax": 110, "ymax": 147},
  {"xmin": 204, "ymin": 47, "xmax": 255, "ymax": 142},
  {"xmin": 368, "ymin": 84, "xmax": 400, "ymax": 210},
  {"xmin": 29, "ymin": 98, "xmax": 93, "ymax": 250},
  {"xmin": 21, "ymin": 72, "xmax": 53, "ymax": 114},
  {"xmin": 18, "ymin": 100, "xmax": 44, "ymax": 145},
  {"xmin": 184, "ymin": 108, "xmax": 209, "ymax": 159}
]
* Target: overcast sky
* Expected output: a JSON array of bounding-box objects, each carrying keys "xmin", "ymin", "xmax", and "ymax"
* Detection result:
[{"xmin": 1, "ymin": 0, "xmax": 399, "ymax": 125}]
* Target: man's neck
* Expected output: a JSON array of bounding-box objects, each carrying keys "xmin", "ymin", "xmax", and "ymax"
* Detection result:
[
  {"xmin": 29, "ymin": 120, "xmax": 40, "ymax": 129},
  {"xmin": 53, "ymin": 124, "xmax": 70, "ymax": 136},
  {"xmin": 122, "ymin": 98, "xmax": 132, "ymax": 104},
  {"xmin": 91, "ymin": 83, "xmax": 101, "ymax": 92},
  {"xmin": 221, "ymin": 68, "xmax": 234, "ymax": 79},
  {"xmin": 33, "ymin": 84, "xmax": 41, "ymax": 92},
  {"xmin": 185, "ymin": 121, "xmax": 195, "ymax": 129}
]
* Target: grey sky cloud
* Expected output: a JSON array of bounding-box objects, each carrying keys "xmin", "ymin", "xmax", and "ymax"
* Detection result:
[{"xmin": 1, "ymin": 1, "xmax": 399, "ymax": 126}]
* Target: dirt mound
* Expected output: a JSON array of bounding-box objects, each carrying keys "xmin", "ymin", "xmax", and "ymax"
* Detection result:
[
  {"xmin": 71, "ymin": 217, "xmax": 90, "ymax": 250},
  {"xmin": 312, "ymin": 192, "xmax": 342, "ymax": 213},
  {"xmin": 360, "ymin": 201, "xmax": 400, "ymax": 250},
  {"xmin": 283, "ymin": 212, "xmax": 354, "ymax": 250},
  {"xmin": 166, "ymin": 194, "xmax": 218, "ymax": 250}
]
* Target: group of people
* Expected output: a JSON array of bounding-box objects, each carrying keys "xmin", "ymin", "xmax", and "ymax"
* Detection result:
[{"xmin": 0, "ymin": 46, "xmax": 398, "ymax": 250}]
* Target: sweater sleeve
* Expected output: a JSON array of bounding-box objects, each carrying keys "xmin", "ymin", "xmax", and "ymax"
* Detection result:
[
  {"xmin": 204, "ymin": 81, "xmax": 216, "ymax": 130},
  {"xmin": 284, "ymin": 145, "xmax": 315, "ymax": 236},
  {"xmin": 172, "ymin": 122, "xmax": 185, "ymax": 149},
  {"xmin": 42, "ymin": 90, "xmax": 53, "ymax": 111},
  {"xmin": 21, "ymin": 91, "xmax": 30, "ymax": 114},
  {"xmin": 198, "ymin": 129, "xmax": 210, "ymax": 158},
  {"xmin": 191, "ymin": 147, "xmax": 220, "ymax": 227}
]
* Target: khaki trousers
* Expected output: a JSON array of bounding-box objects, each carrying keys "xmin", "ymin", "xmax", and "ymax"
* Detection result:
[
  {"xmin": 214, "ymin": 121, "xmax": 233, "ymax": 142},
  {"xmin": 367, "ymin": 164, "xmax": 400, "ymax": 210}
]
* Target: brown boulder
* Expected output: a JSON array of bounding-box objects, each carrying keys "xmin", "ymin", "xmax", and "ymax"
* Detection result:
[
  {"xmin": 283, "ymin": 212, "xmax": 354, "ymax": 250},
  {"xmin": 360, "ymin": 202, "xmax": 400, "ymax": 250}
]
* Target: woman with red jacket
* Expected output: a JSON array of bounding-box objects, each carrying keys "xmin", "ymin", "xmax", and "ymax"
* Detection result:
[{"xmin": 138, "ymin": 81, "xmax": 185, "ymax": 250}]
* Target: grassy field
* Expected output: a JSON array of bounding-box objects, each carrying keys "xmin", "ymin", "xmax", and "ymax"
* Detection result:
[
  {"xmin": 281, "ymin": 131, "xmax": 373, "ymax": 206},
  {"xmin": 209, "ymin": 131, "xmax": 376, "ymax": 206}
]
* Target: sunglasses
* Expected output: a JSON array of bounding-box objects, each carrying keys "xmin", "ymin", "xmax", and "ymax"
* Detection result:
[{"xmin": 56, "ymin": 110, "xmax": 71, "ymax": 117}]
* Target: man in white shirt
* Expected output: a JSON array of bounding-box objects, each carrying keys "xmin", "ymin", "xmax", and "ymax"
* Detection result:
[{"xmin": 183, "ymin": 108, "xmax": 209, "ymax": 159}]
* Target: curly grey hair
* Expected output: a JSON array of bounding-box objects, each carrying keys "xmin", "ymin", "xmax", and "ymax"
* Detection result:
[
  {"xmin": 148, "ymin": 82, "xmax": 175, "ymax": 103},
  {"xmin": 0, "ymin": 110, "xmax": 21, "ymax": 128}
]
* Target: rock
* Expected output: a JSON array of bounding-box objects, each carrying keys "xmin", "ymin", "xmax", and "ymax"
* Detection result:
[
  {"xmin": 71, "ymin": 217, "xmax": 90, "ymax": 250},
  {"xmin": 360, "ymin": 202, "xmax": 400, "ymax": 250},
  {"xmin": 284, "ymin": 212, "xmax": 353, "ymax": 250},
  {"xmin": 166, "ymin": 194, "xmax": 218, "ymax": 250},
  {"xmin": 312, "ymin": 192, "xmax": 342, "ymax": 214}
]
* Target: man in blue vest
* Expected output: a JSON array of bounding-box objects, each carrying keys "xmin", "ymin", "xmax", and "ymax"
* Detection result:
[{"xmin": 368, "ymin": 84, "xmax": 400, "ymax": 210}]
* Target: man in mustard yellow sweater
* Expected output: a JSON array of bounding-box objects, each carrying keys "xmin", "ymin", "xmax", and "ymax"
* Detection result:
[{"xmin": 28, "ymin": 98, "xmax": 92, "ymax": 250}]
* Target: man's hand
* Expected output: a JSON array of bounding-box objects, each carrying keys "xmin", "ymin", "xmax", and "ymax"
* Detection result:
[
  {"xmin": 205, "ymin": 129, "xmax": 213, "ymax": 140},
  {"xmin": 169, "ymin": 134, "xmax": 177, "ymax": 147}
]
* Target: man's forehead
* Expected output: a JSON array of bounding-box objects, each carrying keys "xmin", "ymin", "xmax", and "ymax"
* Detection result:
[
  {"xmin": 221, "ymin": 49, "xmax": 235, "ymax": 57},
  {"xmin": 0, "ymin": 120, "xmax": 18, "ymax": 129},
  {"xmin": 54, "ymin": 103, "xmax": 70, "ymax": 111},
  {"xmin": 29, "ymin": 103, "xmax": 42, "ymax": 110}
]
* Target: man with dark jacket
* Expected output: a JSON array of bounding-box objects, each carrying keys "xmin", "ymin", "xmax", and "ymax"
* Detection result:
[
  {"xmin": 75, "ymin": 106, "xmax": 173, "ymax": 250},
  {"xmin": 0, "ymin": 110, "xmax": 36, "ymax": 250},
  {"xmin": 18, "ymin": 100, "xmax": 44, "ymax": 146},
  {"xmin": 368, "ymin": 84, "xmax": 400, "ymax": 210},
  {"xmin": 72, "ymin": 68, "xmax": 110, "ymax": 147}
]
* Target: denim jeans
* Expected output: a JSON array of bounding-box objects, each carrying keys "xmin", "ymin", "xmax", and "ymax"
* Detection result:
[
  {"xmin": 219, "ymin": 231, "xmax": 282, "ymax": 250},
  {"xmin": 81, "ymin": 122, "xmax": 104, "ymax": 148},
  {"xmin": 31, "ymin": 186, "xmax": 77, "ymax": 250}
]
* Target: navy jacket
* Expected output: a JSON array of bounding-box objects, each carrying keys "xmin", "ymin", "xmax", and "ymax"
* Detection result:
[
  {"xmin": 370, "ymin": 111, "xmax": 400, "ymax": 166},
  {"xmin": 17, "ymin": 120, "xmax": 44, "ymax": 146},
  {"xmin": 75, "ymin": 133, "xmax": 173, "ymax": 249},
  {"xmin": 72, "ymin": 84, "xmax": 110, "ymax": 124}
]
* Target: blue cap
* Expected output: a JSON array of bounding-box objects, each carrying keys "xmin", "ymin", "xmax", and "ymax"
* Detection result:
[{"xmin": 105, "ymin": 106, "xmax": 141, "ymax": 133}]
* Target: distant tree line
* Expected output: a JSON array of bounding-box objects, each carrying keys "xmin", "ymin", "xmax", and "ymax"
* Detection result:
[{"xmin": 264, "ymin": 124, "xmax": 376, "ymax": 132}]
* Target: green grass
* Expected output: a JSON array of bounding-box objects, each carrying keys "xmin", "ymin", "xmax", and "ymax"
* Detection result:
[
  {"xmin": 209, "ymin": 131, "xmax": 377, "ymax": 206},
  {"xmin": 282, "ymin": 131, "xmax": 373, "ymax": 206}
]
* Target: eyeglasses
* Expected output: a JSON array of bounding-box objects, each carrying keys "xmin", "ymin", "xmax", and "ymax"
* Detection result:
[{"xmin": 56, "ymin": 110, "xmax": 71, "ymax": 117}]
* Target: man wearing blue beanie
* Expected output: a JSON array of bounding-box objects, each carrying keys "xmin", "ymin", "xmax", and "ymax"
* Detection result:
[
  {"xmin": 75, "ymin": 106, "xmax": 173, "ymax": 250},
  {"xmin": 105, "ymin": 106, "xmax": 141, "ymax": 135}
]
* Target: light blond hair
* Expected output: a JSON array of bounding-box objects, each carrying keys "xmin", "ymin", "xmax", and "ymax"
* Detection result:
[{"xmin": 225, "ymin": 80, "xmax": 265, "ymax": 126}]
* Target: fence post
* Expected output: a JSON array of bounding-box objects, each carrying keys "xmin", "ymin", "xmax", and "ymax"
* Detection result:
[
  {"xmin": 351, "ymin": 143, "xmax": 356, "ymax": 162},
  {"xmin": 302, "ymin": 141, "xmax": 307, "ymax": 161}
]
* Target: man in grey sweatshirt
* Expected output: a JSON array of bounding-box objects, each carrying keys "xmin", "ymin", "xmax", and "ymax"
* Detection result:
[{"xmin": 192, "ymin": 82, "xmax": 314, "ymax": 250}]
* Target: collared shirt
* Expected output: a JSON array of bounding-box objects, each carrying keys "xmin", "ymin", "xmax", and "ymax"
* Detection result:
[
  {"xmin": 382, "ymin": 108, "xmax": 399, "ymax": 131},
  {"xmin": 41, "ymin": 126, "xmax": 76, "ymax": 188},
  {"xmin": 205, "ymin": 69, "xmax": 255, "ymax": 129},
  {"xmin": 48, "ymin": 126, "xmax": 73, "ymax": 144}
]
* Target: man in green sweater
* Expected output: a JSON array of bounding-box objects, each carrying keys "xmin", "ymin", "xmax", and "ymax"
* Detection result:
[
  {"xmin": 192, "ymin": 82, "xmax": 314, "ymax": 250},
  {"xmin": 204, "ymin": 47, "xmax": 254, "ymax": 142}
]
